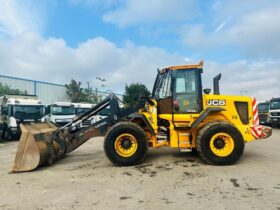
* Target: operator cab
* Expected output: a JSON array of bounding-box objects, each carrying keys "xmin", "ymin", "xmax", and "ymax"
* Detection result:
[{"xmin": 152, "ymin": 63, "xmax": 203, "ymax": 115}]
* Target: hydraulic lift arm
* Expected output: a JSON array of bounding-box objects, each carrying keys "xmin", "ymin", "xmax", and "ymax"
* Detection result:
[{"xmin": 12, "ymin": 94, "xmax": 146, "ymax": 172}]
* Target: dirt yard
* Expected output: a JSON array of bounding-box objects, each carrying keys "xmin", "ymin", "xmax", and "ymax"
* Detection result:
[{"xmin": 0, "ymin": 129, "xmax": 280, "ymax": 210}]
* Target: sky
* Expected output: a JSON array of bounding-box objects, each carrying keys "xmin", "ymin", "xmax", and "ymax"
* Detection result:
[{"xmin": 0, "ymin": 0, "xmax": 280, "ymax": 100}]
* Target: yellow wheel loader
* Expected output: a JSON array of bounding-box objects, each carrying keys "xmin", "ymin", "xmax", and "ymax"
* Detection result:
[{"xmin": 12, "ymin": 62, "xmax": 272, "ymax": 172}]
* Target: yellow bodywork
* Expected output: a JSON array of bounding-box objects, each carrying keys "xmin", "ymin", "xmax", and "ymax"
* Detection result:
[{"xmin": 140, "ymin": 94, "xmax": 256, "ymax": 150}]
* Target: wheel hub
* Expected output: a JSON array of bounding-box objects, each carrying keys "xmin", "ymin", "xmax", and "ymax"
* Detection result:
[
  {"xmin": 209, "ymin": 132, "xmax": 235, "ymax": 157},
  {"xmin": 121, "ymin": 138, "xmax": 132, "ymax": 149},
  {"xmin": 114, "ymin": 133, "xmax": 138, "ymax": 157},
  {"xmin": 213, "ymin": 138, "xmax": 226, "ymax": 149}
]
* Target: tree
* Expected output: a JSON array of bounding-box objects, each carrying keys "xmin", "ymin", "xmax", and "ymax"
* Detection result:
[
  {"xmin": 65, "ymin": 80, "xmax": 101, "ymax": 103},
  {"xmin": 83, "ymin": 82, "xmax": 102, "ymax": 104},
  {"xmin": 123, "ymin": 83, "xmax": 151, "ymax": 108},
  {"xmin": 65, "ymin": 80, "xmax": 86, "ymax": 102},
  {"xmin": 0, "ymin": 83, "xmax": 25, "ymax": 96}
]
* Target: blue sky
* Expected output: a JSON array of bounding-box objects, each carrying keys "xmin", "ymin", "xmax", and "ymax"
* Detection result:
[
  {"xmin": 45, "ymin": 0, "xmax": 240, "ymax": 61},
  {"xmin": 0, "ymin": 0, "xmax": 280, "ymax": 99}
]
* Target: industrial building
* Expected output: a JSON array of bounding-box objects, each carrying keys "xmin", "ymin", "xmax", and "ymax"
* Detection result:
[
  {"xmin": 0, "ymin": 74, "xmax": 68, "ymax": 104},
  {"xmin": 0, "ymin": 74, "xmax": 122, "ymax": 104}
]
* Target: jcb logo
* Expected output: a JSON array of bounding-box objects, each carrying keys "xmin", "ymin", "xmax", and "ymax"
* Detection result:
[{"xmin": 207, "ymin": 99, "xmax": 226, "ymax": 106}]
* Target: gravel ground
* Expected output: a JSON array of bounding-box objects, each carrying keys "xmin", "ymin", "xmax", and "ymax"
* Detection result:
[{"xmin": 0, "ymin": 128, "xmax": 280, "ymax": 210}]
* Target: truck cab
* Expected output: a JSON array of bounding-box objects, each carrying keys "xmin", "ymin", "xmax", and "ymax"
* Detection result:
[
  {"xmin": 258, "ymin": 101, "xmax": 270, "ymax": 125},
  {"xmin": 72, "ymin": 103, "xmax": 111, "ymax": 127},
  {"xmin": 44, "ymin": 102, "xmax": 76, "ymax": 127},
  {"xmin": 269, "ymin": 98, "xmax": 280, "ymax": 127},
  {"xmin": 0, "ymin": 95, "xmax": 44, "ymax": 140},
  {"xmin": 73, "ymin": 103, "xmax": 94, "ymax": 127}
]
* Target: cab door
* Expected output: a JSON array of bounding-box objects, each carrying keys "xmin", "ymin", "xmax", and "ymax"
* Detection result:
[
  {"xmin": 153, "ymin": 70, "xmax": 172, "ymax": 115},
  {"xmin": 172, "ymin": 69, "xmax": 203, "ymax": 124}
]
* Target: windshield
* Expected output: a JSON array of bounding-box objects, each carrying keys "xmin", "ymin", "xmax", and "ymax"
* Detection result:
[
  {"xmin": 270, "ymin": 99, "xmax": 280, "ymax": 110},
  {"xmin": 258, "ymin": 103, "xmax": 269, "ymax": 112},
  {"xmin": 13, "ymin": 105, "xmax": 44, "ymax": 120},
  {"xmin": 75, "ymin": 108, "xmax": 90, "ymax": 115},
  {"xmin": 51, "ymin": 106, "xmax": 75, "ymax": 115}
]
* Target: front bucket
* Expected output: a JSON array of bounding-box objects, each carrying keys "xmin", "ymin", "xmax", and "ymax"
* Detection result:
[{"xmin": 12, "ymin": 122, "xmax": 58, "ymax": 173}]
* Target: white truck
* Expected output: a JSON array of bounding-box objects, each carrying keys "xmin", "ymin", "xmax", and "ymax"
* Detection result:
[
  {"xmin": 269, "ymin": 98, "xmax": 280, "ymax": 127},
  {"xmin": 0, "ymin": 95, "xmax": 44, "ymax": 140},
  {"xmin": 72, "ymin": 103, "xmax": 111, "ymax": 128},
  {"xmin": 44, "ymin": 102, "xmax": 76, "ymax": 127},
  {"xmin": 73, "ymin": 103, "xmax": 94, "ymax": 127}
]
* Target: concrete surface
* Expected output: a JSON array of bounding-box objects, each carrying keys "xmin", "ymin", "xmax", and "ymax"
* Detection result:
[{"xmin": 0, "ymin": 129, "xmax": 280, "ymax": 210}]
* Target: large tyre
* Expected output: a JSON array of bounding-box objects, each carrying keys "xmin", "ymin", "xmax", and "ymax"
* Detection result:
[
  {"xmin": 104, "ymin": 122, "xmax": 148, "ymax": 166},
  {"xmin": 196, "ymin": 122, "xmax": 245, "ymax": 165}
]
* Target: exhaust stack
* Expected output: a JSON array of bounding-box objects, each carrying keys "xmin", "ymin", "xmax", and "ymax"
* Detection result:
[{"xmin": 213, "ymin": 73, "xmax": 222, "ymax": 95}]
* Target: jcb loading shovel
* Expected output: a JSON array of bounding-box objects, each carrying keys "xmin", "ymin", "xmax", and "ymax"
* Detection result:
[{"xmin": 12, "ymin": 94, "xmax": 145, "ymax": 172}]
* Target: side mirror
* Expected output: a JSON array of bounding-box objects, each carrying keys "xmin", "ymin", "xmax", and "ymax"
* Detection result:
[{"xmin": 203, "ymin": 88, "xmax": 211, "ymax": 94}]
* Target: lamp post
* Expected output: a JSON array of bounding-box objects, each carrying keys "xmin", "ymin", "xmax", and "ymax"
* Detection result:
[{"xmin": 96, "ymin": 77, "xmax": 107, "ymax": 88}]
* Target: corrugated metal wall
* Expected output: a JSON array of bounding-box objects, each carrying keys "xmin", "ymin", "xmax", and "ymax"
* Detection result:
[
  {"xmin": 36, "ymin": 82, "xmax": 68, "ymax": 104},
  {"xmin": 0, "ymin": 74, "xmax": 123, "ymax": 104},
  {"xmin": 0, "ymin": 75, "xmax": 68, "ymax": 104},
  {"xmin": 0, "ymin": 75, "xmax": 34, "ymax": 94}
]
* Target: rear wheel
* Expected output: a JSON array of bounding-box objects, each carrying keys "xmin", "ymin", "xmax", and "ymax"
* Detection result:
[
  {"xmin": 104, "ymin": 122, "xmax": 148, "ymax": 166},
  {"xmin": 196, "ymin": 122, "xmax": 245, "ymax": 165}
]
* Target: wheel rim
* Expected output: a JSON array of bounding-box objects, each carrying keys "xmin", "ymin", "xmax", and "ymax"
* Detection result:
[
  {"xmin": 114, "ymin": 133, "xmax": 138, "ymax": 157},
  {"xmin": 209, "ymin": 132, "xmax": 234, "ymax": 157}
]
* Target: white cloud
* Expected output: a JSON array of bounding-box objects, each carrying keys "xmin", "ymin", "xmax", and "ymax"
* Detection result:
[
  {"xmin": 1, "ymin": 32, "xmax": 279, "ymax": 100},
  {"xmin": 0, "ymin": 0, "xmax": 279, "ymax": 101},
  {"xmin": 204, "ymin": 60, "xmax": 280, "ymax": 100},
  {"xmin": 0, "ymin": 0, "xmax": 45, "ymax": 37},
  {"xmin": 102, "ymin": 0, "xmax": 197, "ymax": 27},
  {"xmin": 229, "ymin": 6, "xmax": 280, "ymax": 58},
  {"xmin": 180, "ymin": 0, "xmax": 280, "ymax": 59},
  {"xmin": 0, "ymin": 33, "xmax": 186, "ymax": 93},
  {"xmin": 180, "ymin": 24, "xmax": 228, "ymax": 51}
]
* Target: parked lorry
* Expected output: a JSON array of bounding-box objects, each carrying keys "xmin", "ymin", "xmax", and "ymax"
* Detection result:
[
  {"xmin": 73, "ymin": 103, "xmax": 94, "ymax": 127},
  {"xmin": 269, "ymin": 98, "xmax": 280, "ymax": 127},
  {"xmin": 73, "ymin": 103, "xmax": 110, "ymax": 127},
  {"xmin": 258, "ymin": 101, "xmax": 270, "ymax": 125},
  {"xmin": 44, "ymin": 102, "xmax": 76, "ymax": 127},
  {"xmin": 12, "ymin": 62, "xmax": 272, "ymax": 172},
  {"xmin": 0, "ymin": 95, "xmax": 44, "ymax": 140}
]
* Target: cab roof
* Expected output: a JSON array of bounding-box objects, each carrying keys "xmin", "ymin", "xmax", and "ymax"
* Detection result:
[{"xmin": 160, "ymin": 61, "xmax": 203, "ymax": 73}]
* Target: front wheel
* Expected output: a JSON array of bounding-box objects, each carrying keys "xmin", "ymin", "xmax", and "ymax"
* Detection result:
[
  {"xmin": 196, "ymin": 122, "xmax": 245, "ymax": 165},
  {"xmin": 104, "ymin": 122, "xmax": 148, "ymax": 166}
]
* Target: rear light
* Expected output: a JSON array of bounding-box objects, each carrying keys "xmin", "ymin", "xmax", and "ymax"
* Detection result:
[{"xmin": 234, "ymin": 102, "xmax": 249, "ymax": 124}]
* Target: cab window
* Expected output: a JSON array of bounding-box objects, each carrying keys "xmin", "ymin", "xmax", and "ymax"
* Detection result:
[
  {"xmin": 174, "ymin": 70, "xmax": 201, "ymax": 113},
  {"xmin": 154, "ymin": 71, "xmax": 172, "ymax": 100}
]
